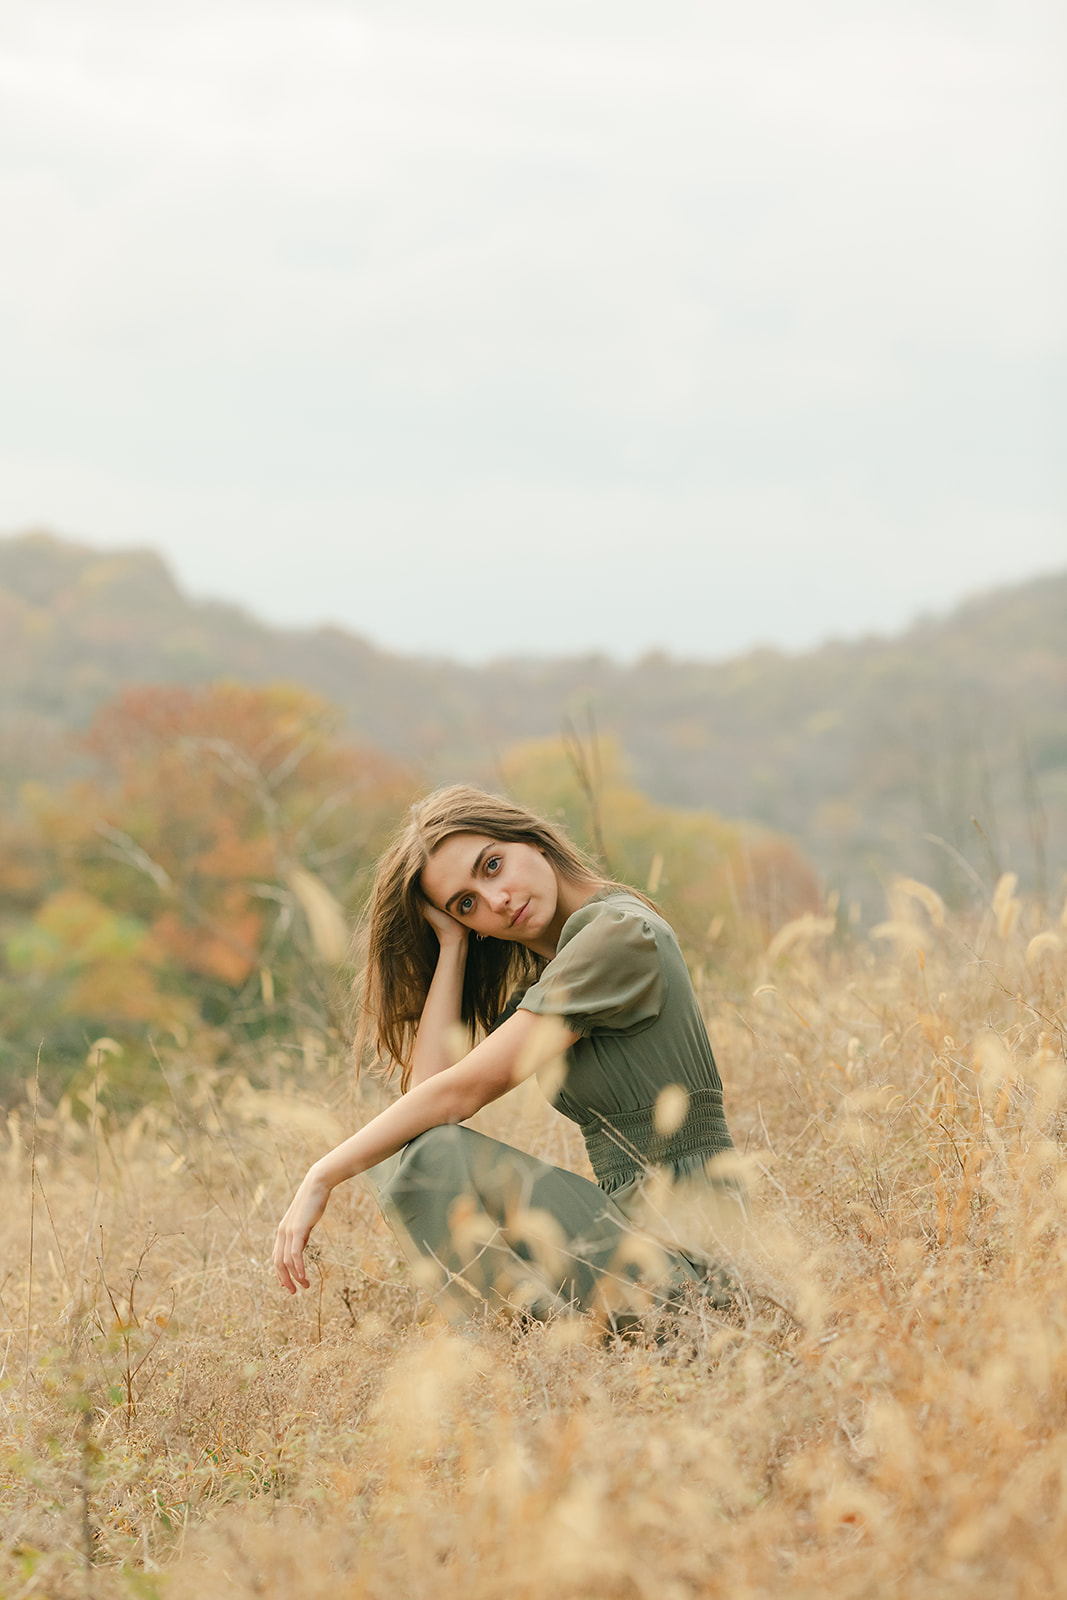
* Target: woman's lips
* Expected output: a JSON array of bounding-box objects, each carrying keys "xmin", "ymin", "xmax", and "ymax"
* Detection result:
[{"xmin": 510, "ymin": 901, "xmax": 530, "ymax": 928}]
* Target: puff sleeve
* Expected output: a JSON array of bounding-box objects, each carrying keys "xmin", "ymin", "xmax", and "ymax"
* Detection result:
[{"xmin": 517, "ymin": 901, "xmax": 663, "ymax": 1035}]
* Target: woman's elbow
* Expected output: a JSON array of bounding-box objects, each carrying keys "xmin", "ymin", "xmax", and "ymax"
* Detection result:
[
  {"xmin": 436, "ymin": 1068, "xmax": 510, "ymax": 1126},
  {"xmin": 430, "ymin": 1080, "xmax": 481, "ymax": 1126}
]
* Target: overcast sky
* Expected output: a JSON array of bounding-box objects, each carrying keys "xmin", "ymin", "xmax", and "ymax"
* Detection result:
[{"xmin": 1, "ymin": 0, "xmax": 1064, "ymax": 661}]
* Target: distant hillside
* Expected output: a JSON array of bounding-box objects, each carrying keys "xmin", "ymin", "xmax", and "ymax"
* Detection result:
[{"xmin": 2, "ymin": 530, "xmax": 1065, "ymax": 916}]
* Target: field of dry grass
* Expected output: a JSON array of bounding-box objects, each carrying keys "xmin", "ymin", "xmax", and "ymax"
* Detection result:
[{"xmin": 3, "ymin": 874, "xmax": 1066, "ymax": 1599}]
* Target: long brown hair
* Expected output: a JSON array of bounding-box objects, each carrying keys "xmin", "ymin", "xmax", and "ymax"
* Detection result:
[{"xmin": 355, "ymin": 785, "xmax": 623, "ymax": 1090}]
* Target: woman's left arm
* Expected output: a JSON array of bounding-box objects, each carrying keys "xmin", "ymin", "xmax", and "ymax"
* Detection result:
[{"xmin": 273, "ymin": 1007, "xmax": 578, "ymax": 1292}]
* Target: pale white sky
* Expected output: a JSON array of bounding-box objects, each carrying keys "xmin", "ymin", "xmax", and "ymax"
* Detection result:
[{"xmin": 1, "ymin": 0, "xmax": 1064, "ymax": 660}]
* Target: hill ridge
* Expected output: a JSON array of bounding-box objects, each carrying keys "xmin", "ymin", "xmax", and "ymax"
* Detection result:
[{"xmin": 2, "ymin": 529, "xmax": 1065, "ymax": 912}]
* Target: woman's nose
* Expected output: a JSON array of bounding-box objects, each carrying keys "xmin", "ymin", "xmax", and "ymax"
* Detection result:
[{"xmin": 488, "ymin": 885, "xmax": 510, "ymax": 913}]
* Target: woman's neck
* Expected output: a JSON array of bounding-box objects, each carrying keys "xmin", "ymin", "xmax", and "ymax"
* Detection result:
[{"xmin": 534, "ymin": 874, "xmax": 604, "ymax": 958}]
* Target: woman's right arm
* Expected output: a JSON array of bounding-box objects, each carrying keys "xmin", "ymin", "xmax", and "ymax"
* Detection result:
[
  {"xmin": 408, "ymin": 905, "xmax": 469, "ymax": 1088},
  {"xmin": 273, "ymin": 1007, "xmax": 580, "ymax": 1293}
]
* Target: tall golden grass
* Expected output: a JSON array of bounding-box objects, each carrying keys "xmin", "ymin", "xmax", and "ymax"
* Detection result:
[{"xmin": 3, "ymin": 873, "xmax": 1066, "ymax": 1598}]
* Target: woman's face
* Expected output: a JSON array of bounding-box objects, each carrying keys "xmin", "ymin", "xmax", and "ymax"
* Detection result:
[{"xmin": 420, "ymin": 832, "xmax": 562, "ymax": 950}]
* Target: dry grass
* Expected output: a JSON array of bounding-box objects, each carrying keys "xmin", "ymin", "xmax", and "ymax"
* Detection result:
[{"xmin": 3, "ymin": 878, "xmax": 1067, "ymax": 1599}]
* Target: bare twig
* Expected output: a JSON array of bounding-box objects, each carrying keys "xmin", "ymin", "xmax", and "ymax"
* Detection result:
[
  {"xmin": 24, "ymin": 1047, "xmax": 41, "ymax": 1397},
  {"xmin": 563, "ymin": 709, "xmax": 609, "ymax": 870}
]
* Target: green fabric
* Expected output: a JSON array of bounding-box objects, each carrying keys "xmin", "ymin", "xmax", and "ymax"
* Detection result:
[
  {"xmin": 364, "ymin": 891, "xmax": 739, "ymax": 1324},
  {"xmin": 364, "ymin": 1125, "xmax": 734, "ymax": 1326},
  {"xmin": 580, "ymin": 1087, "xmax": 732, "ymax": 1187},
  {"xmin": 518, "ymin": 891, "xmax": 735, "ymax": 1196}
]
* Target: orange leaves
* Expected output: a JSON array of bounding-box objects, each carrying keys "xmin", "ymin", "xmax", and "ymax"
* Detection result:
[
  {"xmin": 188, "ymin": 821, "xmax": 275, "ymax": 885},
  {"xmin": 152, "ymin": 906, "xmax": 263, "ymax": 987},
  {"xmin": 2, "ymin": 680, "xmax": 414, "ymax": 1078},
  {"xmin": 87, "ymin": 681, "xmax": 335, "ymax": 764},
  {"xmin": 69, "ymin": 681, "xmax": 408, "ymax": 999}
]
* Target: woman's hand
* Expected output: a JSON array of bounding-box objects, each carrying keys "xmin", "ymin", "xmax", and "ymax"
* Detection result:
[
  {"xmin": 422, "ymin": 898, "xmax": 469, "ymax": 948},
  {"xmin": 273, "ymin": 1168, "xmax": 331, "ymax": 1293}
]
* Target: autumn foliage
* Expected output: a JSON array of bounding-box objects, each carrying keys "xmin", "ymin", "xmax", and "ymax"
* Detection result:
[{"xmin": 1, "ymin": 683, "xmax": 411, "ymax": 1092}]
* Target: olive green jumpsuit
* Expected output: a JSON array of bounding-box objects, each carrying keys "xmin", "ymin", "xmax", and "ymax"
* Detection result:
[{"xmin": 363, "ymin": 891, "xmax": 739, "ymax": 1324}]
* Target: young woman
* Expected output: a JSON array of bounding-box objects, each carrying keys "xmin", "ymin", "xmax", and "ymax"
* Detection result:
[{"xmin": 273, "ymin": 786, "xmax": 740, "ymax": 1325}]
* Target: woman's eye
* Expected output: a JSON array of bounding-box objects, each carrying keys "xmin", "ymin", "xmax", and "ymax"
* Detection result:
[
  {"xmin": 486, "ymin": 856, "xmax": 501, "ymax": 874},
  {"xmin": 458, "ymin": 895, "xmax": 475, "ymax": 915}
]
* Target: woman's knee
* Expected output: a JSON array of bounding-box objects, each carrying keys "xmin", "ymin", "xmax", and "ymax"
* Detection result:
[
  {"xmin": 378, "ymin": 1123, "xmax": 475, "ymax": 1214},
  {"xmin": 400, "ymin": 1122, "xmax": 468, "ymax": 1171}
]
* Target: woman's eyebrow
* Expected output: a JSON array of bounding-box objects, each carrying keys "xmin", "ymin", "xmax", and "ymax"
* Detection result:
[{"xmin": 444, "ymin": 844, "xmax": 494, "ymax": 912}]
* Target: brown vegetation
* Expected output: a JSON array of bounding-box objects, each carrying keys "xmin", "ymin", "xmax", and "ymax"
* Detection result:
[{"xmin": 3, "ymin": 878, "xmax": 1066, "ymax": 1597}]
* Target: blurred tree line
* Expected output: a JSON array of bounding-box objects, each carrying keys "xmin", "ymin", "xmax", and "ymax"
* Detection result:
[
  {"xmin": 0, "ymin": 683, "xmax": 818, "ymax": 1105},
  {"xmin": 2, "ymin": 531, "xmax": 1064, "ymax": 921}
]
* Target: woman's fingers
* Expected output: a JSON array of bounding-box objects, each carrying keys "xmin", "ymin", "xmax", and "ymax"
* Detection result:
[
  {"xmin": 421, "ymin": 898, "xmax": 468, "ymax": 945},
  {"xmin": 272, "ymin": 1229, "xmax": 295, "ymax": 1292},
  {"xmin": 273, "ymin": 1222, "xmax": 310, "ymax": 1292},
  {"xmin": 273, "ymin": 1227, "xmax": 307, "ymax": 1293},
  {"xmin": 273, "ymin": 1175, "xmax": 330, "ymax": 1292}
]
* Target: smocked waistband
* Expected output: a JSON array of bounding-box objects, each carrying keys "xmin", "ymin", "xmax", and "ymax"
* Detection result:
[{"xmin": 580, "ymin": 1087, "xmax": 734, "ymax": 1188}]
